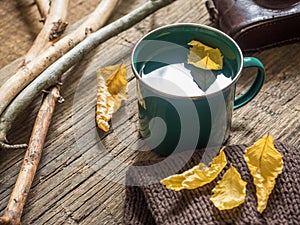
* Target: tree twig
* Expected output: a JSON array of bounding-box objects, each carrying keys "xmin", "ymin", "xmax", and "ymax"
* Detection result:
[
  {"xmin": 18, "ymin": 0, "xmax": 69, "ymax": 71},
  {"xmin": 0, "ymin": 0, "xmax": 119, "ymax": 117},
  {"xmin": 0, "ymin": 142, "xmax": 27, "ymax": 150},
  {"xmin": 35, "ymin": 0, "xmax": 50, "ymax": 22},
  {"xmin": 0, "ymin": 0, "xmax": 176, "ymax": 148},
  {"xmin": 0, "ymin": 86, "xmax": 61, "ymax": 225},
  {"xmin": 0, "ymin": 0, "xmax": 68, "ymax": 150}
]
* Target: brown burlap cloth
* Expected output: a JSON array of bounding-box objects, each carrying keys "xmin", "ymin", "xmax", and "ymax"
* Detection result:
[{"xmin": 123, "ymin": 141, "xmax": 300, "ymax": 225}]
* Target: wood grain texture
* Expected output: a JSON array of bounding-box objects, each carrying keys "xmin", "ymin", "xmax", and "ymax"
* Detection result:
[
  {"xmin": 0, "ymin": 0, "xmax": 299, "ymax": 224},
  {"xmin": 1, "ymin": 86, "xmax": 60, "ymax": 225}
]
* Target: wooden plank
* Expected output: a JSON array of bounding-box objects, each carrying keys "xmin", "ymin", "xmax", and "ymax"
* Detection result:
[{"xmin": 230, "ymin": 44, "xmax": 300, "ymax": 147}]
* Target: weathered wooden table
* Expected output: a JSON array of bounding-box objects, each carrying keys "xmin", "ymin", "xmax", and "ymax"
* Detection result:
[{"xmin": 0, "ymin": 0, "xmax": 299, "ymax": 224}]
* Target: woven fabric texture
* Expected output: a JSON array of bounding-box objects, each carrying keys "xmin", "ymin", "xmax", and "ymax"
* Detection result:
[{"xmin": 124, "ymin": 141, "xmax": 300, "ymax": 225}]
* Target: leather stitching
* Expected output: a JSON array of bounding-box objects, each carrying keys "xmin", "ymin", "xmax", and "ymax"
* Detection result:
[{"xmin": 235, "ymin": 14, "xmax": 300, "ymax": 50}]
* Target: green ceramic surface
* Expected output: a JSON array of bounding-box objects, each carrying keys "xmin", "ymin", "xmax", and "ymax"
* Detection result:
[{"xmin": 132, "ymin": 23, "xmax": 265, "ymax": 156}]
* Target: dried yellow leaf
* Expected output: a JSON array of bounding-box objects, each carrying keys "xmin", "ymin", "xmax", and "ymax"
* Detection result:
[
  {"xmin": 187, "ymin": 40, "xmax": 223, "ymax": 70},
  {"xmin": 95, "ymin": 75, "xmax": 114, "ymax": 132},
  {"xmin": 96, "ymin": 63, "xmax": 128, "ymax": 132},
  {"xmin": 160, "ymin": 147, "xmax": 227, "ymax": 191},
  {"xmin": 103, "ymin": 64, "xmax": 128, "ymax": 95},
  {"xmin": 244, "ymin": 135, "xmax": 283, "ymax": 213},
  {"xmin": 210, "ymin": 165, "xmax": 247, "ymax": 210}
]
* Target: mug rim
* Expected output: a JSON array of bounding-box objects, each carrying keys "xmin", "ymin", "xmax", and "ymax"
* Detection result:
[{"xmin": 131, "ymin": 23, "xmax": 244, "ymax": 100}]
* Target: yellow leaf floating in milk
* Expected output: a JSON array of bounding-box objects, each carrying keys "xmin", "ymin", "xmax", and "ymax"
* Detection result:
[{"xmin": 187, "ymin": 40, "xmax": 223, "ymax": 70}]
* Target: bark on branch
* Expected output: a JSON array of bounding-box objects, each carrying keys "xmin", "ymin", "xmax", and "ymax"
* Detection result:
[
  {"xmin": 0, "ymin": 0, "xmax": 176, "ymax": 148},
  {"xmin": 0, "ymin": 0, "xmax": 119, "ymax": 117},
  {"xmin": 0, "ymin": 0, "xmax": 68, "ymax": 149},
  {"xmin": 35, "ymin": 0, "xmax": 50, "ymax": 21},
  {"xmin": 0, "ymin": 86, "xmax": 61, "ymax": 225},
  {"xmin": 20, "ymin": 0, "xmax": 69, "ymax": 72}
]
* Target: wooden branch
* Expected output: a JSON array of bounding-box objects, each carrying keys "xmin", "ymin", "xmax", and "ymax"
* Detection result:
[
  {"xmin": 0, "ymin": 142, "xmax": 27, "ymax": 150},
  {"xmin": 0, "ymin": 14, "xmax": 90, "ymax": 87},
  {"xmin": 0, "ymin": 0, "xmax": 119, "ymax": 117},
  {"xmin": 24, "ymin": 0, "xmax": 69, "ymax": 62},
  {"xmin": 77, "ymin": 0, "xmax": 121, "ymax": 35},
  {"xmin": 35, "ymin": 0, "xmax": 50, "ymax": 22},
  {"xmin": 0, "ymin": 0, "xmax": 177, "ymax": 148},
  {"xmin": 0, "ymin": 86, "xmax": 61, "ymax": 225},
  {"xmin": 0, "ymin": 0, "xmax": 68, "ymax": 150}
]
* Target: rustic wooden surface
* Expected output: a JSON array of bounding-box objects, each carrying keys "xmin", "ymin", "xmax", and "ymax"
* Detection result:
[{"xmin": 0, "ymin": 0, "xmax": 299, "ymax": 224}]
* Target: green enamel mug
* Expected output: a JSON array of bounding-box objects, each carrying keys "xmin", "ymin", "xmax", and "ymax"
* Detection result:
[{"xmin": 131, "ymin": 23, "xmax": 265, "ymax": 156}]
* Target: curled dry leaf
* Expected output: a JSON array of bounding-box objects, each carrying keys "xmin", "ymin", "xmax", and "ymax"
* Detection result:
[
  {"xmin": 210, "ymin": 165, "xmax": 247, "ymax": 210},
  {"xmin": 96, "ymin": 64, "xmax": 128, "ymax": 132},
  {"xmin": 244, "ymin": 135, "xmax": 283, "ymax": 213},
  {"xmin": 95, "ymin": 75, "xmax": 115, "ymax": 132},
  {"xmin": 187, "ymin": 40, "xmax": 223, "ymax": 70},
  {"xmin": 160, "ymin": 147, "xmax": 227, "ymax": 191}
]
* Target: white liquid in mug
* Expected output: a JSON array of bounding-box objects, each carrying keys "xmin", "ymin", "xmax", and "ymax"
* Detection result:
[{"xmin": 140, "ymin": 62, "xmax": 233, "ymax": 97}]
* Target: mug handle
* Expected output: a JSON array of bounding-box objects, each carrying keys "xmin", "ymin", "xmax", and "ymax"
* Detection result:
[{"xmin": 234, "ymin": 57, "xmax": 265, "ymax": 110}]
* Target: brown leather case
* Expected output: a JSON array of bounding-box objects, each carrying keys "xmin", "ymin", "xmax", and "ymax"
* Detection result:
[{"xmin": 206, "ymin": 0, "xmax": 300, "ymax": 52}]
